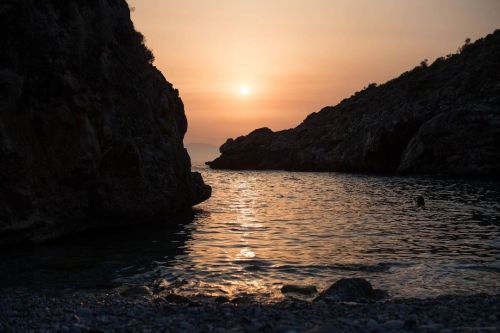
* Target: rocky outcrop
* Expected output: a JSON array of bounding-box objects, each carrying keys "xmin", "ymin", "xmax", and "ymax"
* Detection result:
[
  {"xmin": 208, "ymin": 30, "xmax": 500, "ymax": 176},
  {"xmin": 314, "ymin": 278, "xmax": 387, "ymax": 303},
  {"xmin": 0, "ymin": 0, "xmax": 211, "ymax": 244}
]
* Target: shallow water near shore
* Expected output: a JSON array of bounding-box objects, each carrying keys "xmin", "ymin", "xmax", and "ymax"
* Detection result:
[{"xmin": 1, "ymin": 164, "xmax": 499, "ymax": 301}]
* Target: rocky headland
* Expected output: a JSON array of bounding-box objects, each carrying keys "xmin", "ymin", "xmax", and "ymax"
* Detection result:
[
  {"xmin": 0, "ymin": 0, "xmax": 211, "ymax": 245},
  {"xmin": 208, "ymin": 30, "xmax": 500, "ymax": 177}
]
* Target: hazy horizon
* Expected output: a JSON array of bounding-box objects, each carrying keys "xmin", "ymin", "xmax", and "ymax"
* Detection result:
[{"xmin": 128, "ymin": 0, "xmax": 500, "ymax": 145}]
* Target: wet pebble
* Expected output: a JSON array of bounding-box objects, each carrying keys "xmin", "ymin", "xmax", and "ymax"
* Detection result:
[
  {"xmin": 418, "ymin": 323, "xmax": 444, "ymax": 332},
  {"xmin": 383, "ymin": 319, "xmax": 404, "ymax": 331},
  {"xmin": 366, "ymin": 318, "xmax": 381, "ymax": 331}
]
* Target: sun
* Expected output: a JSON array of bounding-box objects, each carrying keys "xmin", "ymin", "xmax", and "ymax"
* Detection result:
[{"xmin": 239, "ymin": 85, "xmax": 251, "ymax": 96}]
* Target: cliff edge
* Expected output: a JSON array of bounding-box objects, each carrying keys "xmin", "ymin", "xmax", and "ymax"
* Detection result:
[
  {"xmin": 0, "ymin": 0, "xmax": 211, "ymax": 244},
  {"xmin": 208, "ymin": 31, "xmax": 500, "ymax": 177}
]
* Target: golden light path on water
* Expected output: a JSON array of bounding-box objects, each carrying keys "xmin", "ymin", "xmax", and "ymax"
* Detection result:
[
  {"xmin": 134, "ymin": 165, "xmax": 500, "ymax": 302},
  {"xmin": 0, "ymin": 166, "xmax": 500, "ymax": 302},
  {"xmin": 1, "ymin": 166, "xmax": 498, "ymax": 302}
]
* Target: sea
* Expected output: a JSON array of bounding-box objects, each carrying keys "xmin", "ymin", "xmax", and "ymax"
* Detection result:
[{"xmin": 2, "ymin": 164, "xmax": 499, "ymax": 301}]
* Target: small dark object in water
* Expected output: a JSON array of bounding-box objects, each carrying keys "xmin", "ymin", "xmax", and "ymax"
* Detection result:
[{"xmin": 415, "ymin": 196, "xmax": 425, "ymax": 207}]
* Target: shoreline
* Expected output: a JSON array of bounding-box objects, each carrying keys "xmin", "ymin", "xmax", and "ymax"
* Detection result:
[{"xmin": 1, "ymin": 287, "xmax": 498, "ymax": 332}]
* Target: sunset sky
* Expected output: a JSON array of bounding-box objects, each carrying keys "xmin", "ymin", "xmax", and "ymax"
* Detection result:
[{"xmin": 128, "ymin": 0, "xmax": 500, "ymax": 146}]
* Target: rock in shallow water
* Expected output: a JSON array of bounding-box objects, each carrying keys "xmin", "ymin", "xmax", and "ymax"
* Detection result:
[
  {"xmin": 119, "ymin": 285, "xmax": 153, "ymax": 297},
  {"xmin": 281, "ymin": 285, "xmax": 318, "ymax": 295},
  {"xmin": 164, "ymin": 293, "xmax": 191, "ymax": 304},
  {"xmin": 214, "ymin": 296, "xmax": 230, "ymax": 303},
  {"xmin": 0, "ymin": 0, "xmax": 211, "ymax": 245},
  {"xmin": 314, "ymin": 278, "xmax": 387, "ymax": 303}
]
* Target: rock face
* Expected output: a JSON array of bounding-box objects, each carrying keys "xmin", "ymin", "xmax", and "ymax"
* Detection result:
[
  {"xmin": 208, "ymin": 31, "xmax": 500, "ymax": 176},
  {"xmin": 0, "ymin": 0, "xmax": 211, "ymax": 244}
]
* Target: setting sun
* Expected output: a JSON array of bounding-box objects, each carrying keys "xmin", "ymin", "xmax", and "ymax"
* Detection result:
[
  {"xmin": 239, "ymin": 85, "xmax": 251, "ymax": 96},
  {"xmin": 128, "ymin": 0, "xmax": 499, "ymax": 145}
]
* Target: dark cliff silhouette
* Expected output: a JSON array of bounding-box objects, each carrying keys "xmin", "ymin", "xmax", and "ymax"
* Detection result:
[
  {"xmin": 0, "ymin": 0, "xmax": 211, "ymax": 244},
  {"xmin": 208, "ymin": 30, "xmax": 500, "ymax": 177}
]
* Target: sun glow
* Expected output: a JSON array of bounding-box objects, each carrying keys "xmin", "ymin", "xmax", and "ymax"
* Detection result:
[{"xmin": 239, "ymin": 85, "xmax": 251, "ymax": 96}]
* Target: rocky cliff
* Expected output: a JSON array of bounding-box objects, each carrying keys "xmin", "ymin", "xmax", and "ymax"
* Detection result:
[
  {"xmin": 208, "ymin": 31, "xmax": 500, "ymax": 177},
  {"xmin": 0, "ymin": 0, "xmax": 211, "ymax": 244}
]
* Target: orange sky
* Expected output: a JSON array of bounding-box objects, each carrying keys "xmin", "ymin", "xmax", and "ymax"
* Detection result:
[{"xmin": 128, "ymin": 0, "xmax": 499, "ymax": 145}]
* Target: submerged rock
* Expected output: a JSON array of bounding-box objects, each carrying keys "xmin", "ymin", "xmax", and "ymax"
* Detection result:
[
  {"xmin": 163, "ymin": 293, "xmax": 191, "ymax": 304},
  {"xmin": 314, "ymin": 278, "xmax": 387, "ymax": 302},
  {"xmin": 0, "ymin": 0, "xmax": 211, "ymax": 244},
  {"xmin": 119, "ymin": 285, "xmax": 153, "ymax": 298},
  {"xmin": 281, "ymin": 285, "xmax": 318, "ymax": 295},
  {"xmin": 214, "ymin": 296, "xmax": 230, "ymax": 303},
  {"xmin": 208, "ymin": 30, "xmax": 500, "ymax": 177}
]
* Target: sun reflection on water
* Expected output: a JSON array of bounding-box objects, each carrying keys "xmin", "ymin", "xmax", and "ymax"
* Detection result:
[
  {"xmin": 239, "ymin": 248, "xmax": 256, "ymax": 259},
  {"xmin": 113, "ymin": 166, "xmax": 500, "ymax": 301}
]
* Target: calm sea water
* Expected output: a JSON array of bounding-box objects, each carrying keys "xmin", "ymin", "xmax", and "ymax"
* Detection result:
[{"xmin": 2, "ymin": 164, "xmax": 499, "ymax": 301}]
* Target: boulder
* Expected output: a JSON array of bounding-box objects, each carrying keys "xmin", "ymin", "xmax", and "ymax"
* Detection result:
[{"xmin": 314, "ymin": 278, "xmax": 387, "ymax": 302}]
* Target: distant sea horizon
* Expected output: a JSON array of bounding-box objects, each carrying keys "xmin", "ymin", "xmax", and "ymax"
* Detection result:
[{"xmin": 186, "ymin": 142, "xmax": 220, "ymax": 163}]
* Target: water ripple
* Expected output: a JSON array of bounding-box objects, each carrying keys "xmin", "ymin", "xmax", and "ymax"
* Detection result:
[
  {"xmin": 160, "ymin": 165, "xmax": 500, "ymax": 299},
  {"xmin": 1, "ymin": 165, "xmax": 499, "ymax": 301}
]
